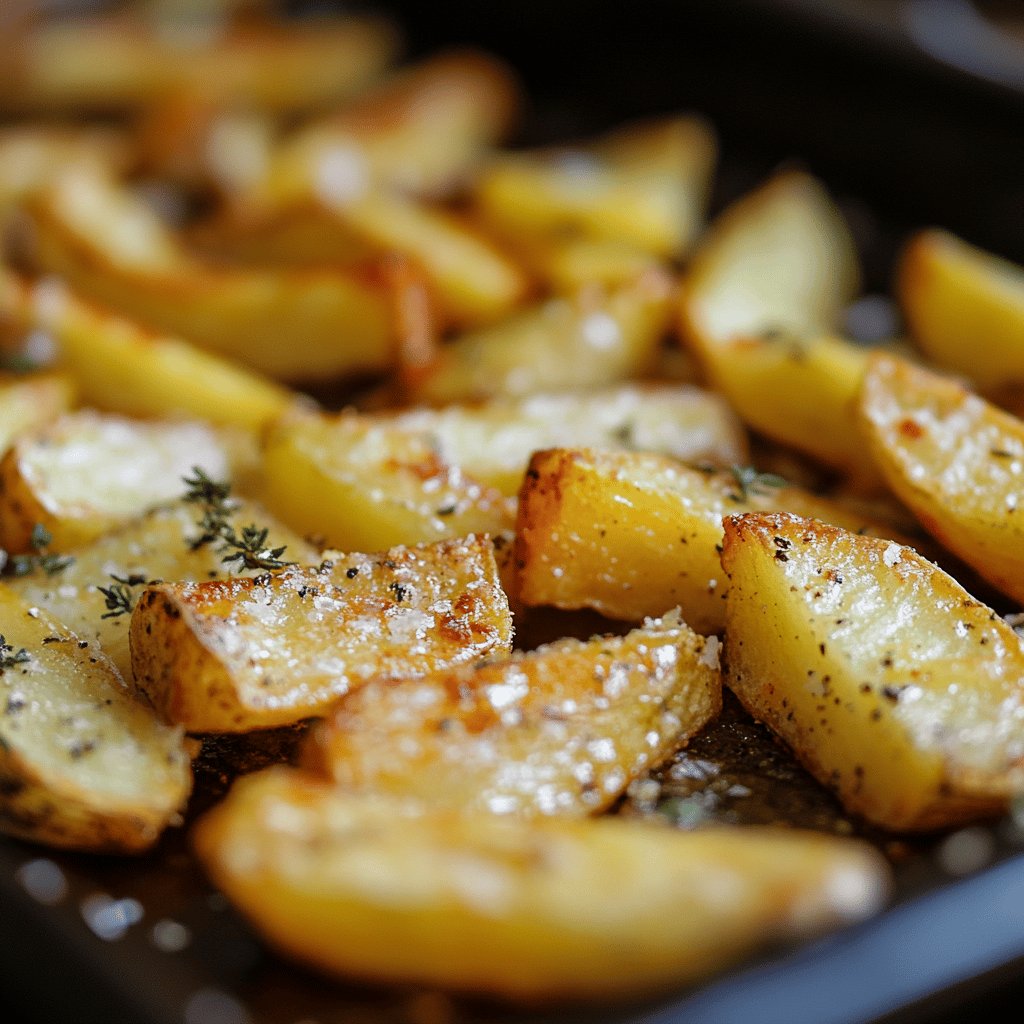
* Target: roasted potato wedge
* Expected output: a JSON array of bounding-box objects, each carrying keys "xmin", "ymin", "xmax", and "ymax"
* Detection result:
[
  {"xmin": 514, "ymin": 449, "xmax": 913, "ymax": 632},
  {"xmin": 0, "ymin": 15, "xmax": 398, "ymax": 114},
  {"xmin": 7, "ymin": 499, "xmax": 315, "ymax": 685},
  {"xmin": 31, "ymin": 278, "xmax": 300, "ymax": 429},
  {"xmin": 0, "ymin": 411, "xmax": 230, "ymax": 553},
  {"xmin": 410, "ymin": 270, "xmax": 674, "ymax": 404},
  {"xmin": 304, "ymin": 610, "xmax": 720, "ymax": 816},
  {"xmin": 899, "ymin": 229, "xmax": 1024, "ymax": 388},
  {"xmin": 722, "ymin": 512, "xmax": 1024, "ymax": 831},
  {"xmin": 0, "ymin": 371, "xmax": 76, "ymax": 457},
  {"xmin": 24, "ymin": 173, "xmax": 395, "ymax": 382},
  {"xmin": 255, "ymin": 51, "xmax": 520, "ymax": 206},
  {"xmin": 195, "ymin": 767, "xmax": 889, "ymax": 1001},
  {"xmin": 0, "ymin": 584, "xmax": 191, "ymax": 852},
  {"xmin": 131, "ymin": 535, "xmax": 513, "ymax": 732},
  {"xmin": 262, "ymin": 412, "xmax": 515, "ymax": 553},
  {"xmin": 516, "ymin": 236, "xmax": 667, "ymax": 294},
  {"xmin": 473, "ymin": 116, "xmax": 716, "ymax": 259},
  {"xmin": 859, "ymin": 352, "xmax": 1024, "ymax": 604},
  {"xmin": 385, "ymin": 383, "xmax": 746, "ymax": 496}
]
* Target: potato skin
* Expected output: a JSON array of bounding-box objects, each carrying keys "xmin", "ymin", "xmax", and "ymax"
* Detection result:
[
  {"xmin": 194, "ymin": 767, "xmax": 890, "ymax": 1002},
  {"xmin": 722, "ymin": 512, "xmax": 1024, "ymax": 831}
]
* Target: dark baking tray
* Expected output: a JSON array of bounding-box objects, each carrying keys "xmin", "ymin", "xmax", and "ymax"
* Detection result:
[{"xmin": 4, "ymin": 2, "xmax": 1024, "ymax": 1022}]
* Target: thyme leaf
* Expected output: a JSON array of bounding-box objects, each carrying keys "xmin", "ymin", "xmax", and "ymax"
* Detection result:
[
  {"xmin": 0, "ymin": 635, "xmax": 31, "ymax": 671},
  {"xmin": 4, "ymin": 523, "xmax": 74, "ymax": 577},
  {"xmin": 728, "ymin": 465, "xmax": 788, "ymax": 502}
]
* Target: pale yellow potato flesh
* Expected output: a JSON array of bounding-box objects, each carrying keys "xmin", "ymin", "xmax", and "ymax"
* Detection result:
[
  {"xmin": 0, "ymin": 583, "xmax": 191, "ymax": 852},
  {"xmin": 0, "ymin": 15, "xmax": 398, "ymax": 114},
  {"xmin": 262, "ymin": 412, "xmax": 515, "ymax": 553},
  {"xmin": 722, "ymin": 511, "xmax": 1024, "ymax": 831},
  {"xmin": 516, "ymin": 236, "xmax": 667, "ymax": 294},
  {"xmin": 25, "ymin": 173, "xmax": 396, "ymax": 383},
  {"xmin": 304, "ymin": 610, "xmax": 720, "ymax": 816},
  {"xmin": 195, "ymin": 767, "xmax": 890, "ymax": 1001},
  {"xmin": 131, "ymin": 535, "xmax": 513, "ymax": 732},
  {"xmin": 0, "ymin": 371, "xmax": 76, "ymax": 457},
  {"xmin": 514, "ymin": 448, "xmax": 914, "ymax": 632},
  {"xmin": 859, "ymin": 352, "xmax": 1024, "ymax": 605},
  {"xmin": 384, "ymin": 383, "xmax": 747, "ymax": 496},
  {"xmin": 0, "ymin": 411, "xmax": 230, "ymax": 553},
  {"xmin": 411, "ymin": 270, "xmax": 674, "ymax": 404},
  {"xmin": 899, "ymin": 229, "xmax": 1024, "ymax": 388},
  {"xmin": 7, "ymin": 500, "xmax": 315, "ymax": 685},
  {"xmin": 473, "ymin": 115, "xmax": 716, "ymax": 259}
]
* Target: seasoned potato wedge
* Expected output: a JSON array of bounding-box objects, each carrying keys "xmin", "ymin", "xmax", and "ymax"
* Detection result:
[
  {"xmin": 131, "ymin": 535, "xmax": 513, "ymax": 732},
  {"xmin": 195, "ymin": 767, "xmax": 889, "ymax": 1001},
  {"xmin": 515, "ymin": 449, "xmax": 913, "ymax": 632},
  {"xmin": 24, "ymin": 174, "xmax": 395, "ymax": 382},
  {"xmin": 385, "ymin": 384, "xmax": 747, "ymax": 496},
  {"xmin": 0, "ymin": 412, "xmax": 230, "ymax": 553},
  {"xmin": 263, "ymin": 413, "xmax": 515, "ymax": 553},
  {"xmin": 256, "ymin": 51, "xmax": 520, "ymax": 206},
  {"xmin": 7, "ymin": 500, "xmax": 315, "ymax": 685},
  {"xmin": 899, "ymin": 229, "xmax": 1024, "ymax": 388},
  {"xmin": 474, "ymin": 116, "xmax": 715, "ymax": 259},
  {"xmin": 31, "ymin": 279, "xmax": 299, "ymax": 429},
  {"xmin": 722, "ymin": 512, "xmax": 1024, "ymax": 831},
  {"xmin": 0, "ymin": 15, "xmax": 398, "ymax": 114},
  {"xmin": 516, "ymin": 236, "xmax": 667, "ymax": 294},
  {"xmin": 0, "ymin": 371, "xmax": 76, "ymax": 457},
  {"xmin": 0, "ymin": 584, "xmax": 191, "ymax": 852},
  {"xmin": 859, "ymin": 353, "xmax": 1024, "ymax": 604},
  {"xmin": 411, "ymin": 270, "xmax": 674, "ymax": 404},
  {"xmin": 304, "ymin": 610, "xmax": 720, "ymax": 816}
]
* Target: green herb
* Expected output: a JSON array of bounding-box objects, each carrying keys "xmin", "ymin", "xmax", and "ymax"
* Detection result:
[
  {"xmin": 97, "ymin": 574, "xmax": 156, "ymax": 619},
  {"xmin": 729, "ymin": 465, "xmax": 787, "ymax": 502},
  {"xmin": 219, "ymin": 525, "xmax": 293, "ymax": 572},
  {"xmin": 0, "ymin": 635, "xmax": 31, "ymax": 671},
  {"xmin": 5, "ymin": 523, "xmax": 74, "ymax": 577}
]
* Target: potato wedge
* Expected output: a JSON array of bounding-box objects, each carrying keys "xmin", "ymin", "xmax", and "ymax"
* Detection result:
[
  {"xmin": 304, "ymin": 610, "xmax": 720, "ymax": 816},
  {"xmin": 256, "ymin": 51, "xmax": 520, "ymax": 206},
  {"xmin": 899, "ymin": 229, "xmax": 1024, "ymax": 388},
  {"xmin": 0, "ymin": 15, "xmax": 398, "ymax": 114},
  {"xmin": 24, "ymin": 173, "xmax": 395, "ymax": 383},
  {"xmin": 473, "ymin": 116, "xmax": 716, "ymax": 259},
  {"xmin": 195, "ymin": 767, "xmax": 889, "ymax": 1001},
  {"xmin": 514, "ymin": 449, "xmax": 913, "ymax": 632},
  {"xmin": 0, "ymin": 412, "xmax": 230, "ymax": 553},
  {"xmin": 516, "ymin": 236, "xmax": 667, "ymax": 294},
  {"xmin": 722, "ymin": 512, "xmax": 1024, "ymax": 831},
  {"xmin": 0, "ymin": 371, "xmax": 76, "ymax": 457},
  {"xmin": 262, "ymin": 413, "xmax": 515, "ymax": 553},
  {"xmin": 0, "ymin": 584, "xmax": 191, "ymax": 852},
  {"xmin": 859, "ymin": 353, "xmax": 1024, "ymax": 604},
  {"xmin": 7, "ymin": 499, "xmax": 315, "ymax": 686},
  {"xmin": 31, "ymin": 279, "xmax": 300, "ymax": 430},
  {"xmin": 411, "ymin": 270, "xmax": 674, "ymax": 404},
  {"xmin": 131, "ymin": 535, "xmax": 513, "ymax": 732},
  {"xmin": 385, "ymin": 384, "xmax": 747, "ymax": 496}
]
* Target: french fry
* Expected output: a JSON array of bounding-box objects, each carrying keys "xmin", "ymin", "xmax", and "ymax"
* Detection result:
[
  {"xmin": 194, "ymin": 767, "xmax": 889, "ymax": 1001},
  {"xmin": 722, "ymin": 512, "xmax": 1024, "ymax": 831},
  {"xmin": 130, "ymin": 535, "xmax": 513, "ymax": 732},
  {"xmin": 0, "ymin": 583, "xmax": 191, "ymax": 852}
]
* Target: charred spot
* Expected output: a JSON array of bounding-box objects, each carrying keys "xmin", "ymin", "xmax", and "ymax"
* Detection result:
[
  {"xmin": 161, "ymin": 600, "xmax": 181, "ymax": 620},
  {"xmin": 899, "ymin": 417, "xmax": 925, "ymax": 439},
  {"xmin": 346, "ymin": 567, "xmax": 359, "ymax": 579},
  {"xmin": 882, "ymin": 685, "xmax": 904, "ymax": 702}
]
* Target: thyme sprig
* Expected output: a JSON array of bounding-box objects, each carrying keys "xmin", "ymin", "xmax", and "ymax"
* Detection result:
[
  {"xmin": 728, "ymin": 465, "xmax": 787, "ymax": 502},
  {"xmin": 0, "ymin": 634, "xmax": 31, "ymax": 671},
  {"xmin": 97, "ymin": 574, "xmax": 157, "ymax": 619},
  {"xmin": 182, "ymin": 467, "xmax": 294, "ymax": 572},
  {"xmin": 4, "ymin": 523, "xmax": 74, "ymax": 577}
]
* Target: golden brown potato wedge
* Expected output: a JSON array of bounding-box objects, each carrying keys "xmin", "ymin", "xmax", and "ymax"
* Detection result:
[
  {"xmin": 0, "ymin": 411, "xmax": 230, "ymax": 553},
  {"xmin": 0, "ymin": 583, "xmax": 191, "ymax": 852},
  {"xmin": 195, "ymin": 767, "xmax": 889, "ymax": 1001},
  {"xmin": 7, "ymin": 499, "xmax": 315, "ymax": 685},
  {"xmin": 514, "ymin": 449, "xmax": 913, "ymax": 632},
  {"xmin": 31, "ymin": 279, "xmax": 300, "ymax": 429},
  {"xmin": 255, "ymin": 51, "xmax": 520, "ymax": 206},
  {"xmin": 131, "ymin": 535, "xmax": 513, "ymax": 732},
  {"xmin": 24, "ymin": 173, "xmax": 396, "ymax": 383},
  {"xmin": 410, "ymin": 270, "xmax": 674, "ymax": 404},
  {"xmin": 262, "ymin": 412, "xmax": 515, "ymax": 553},
  {"xmin": 473, "ymin": 116, "xmax": 716, "ymax": 259},
  {"xmin": 899, "ymin": 229, "xmax": 1024, "ymax": 388},
  {"xmin": 304, "ymin": 611, "xmax": 720, "ymax": 816},
  {"xmin": 385, "ymin": 384, "xmax": 747, "ymax": 496},
  {"xmin": 722, "ymin": 511, "xmax": 1024, "ymax": 831},
  {"xmin": 515, "ymin": 236, "xmax": 668, "ymax": 294},
  {"xmin": 859, "ymin": 352, "xmax": 1024, "ymax": 604},
  {"xmin": 0, "ymin": 15, "xmax": 398, "ymax": 114}
]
